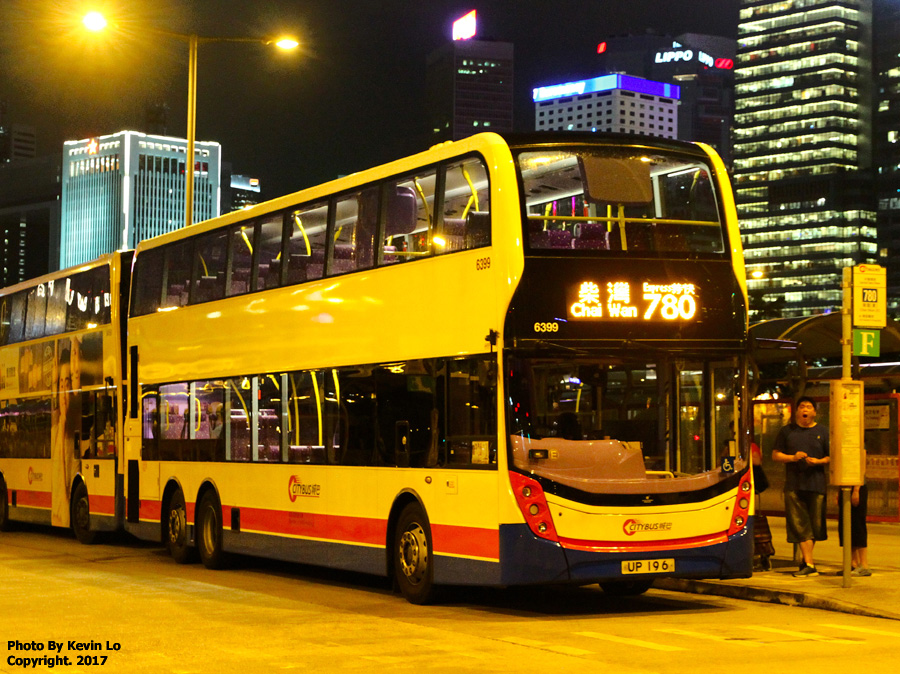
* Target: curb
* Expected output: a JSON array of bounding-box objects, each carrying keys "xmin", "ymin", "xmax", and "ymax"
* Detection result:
[{"xmin": 654, "ymin": 578, "xmax": 900, "ymax": 622}]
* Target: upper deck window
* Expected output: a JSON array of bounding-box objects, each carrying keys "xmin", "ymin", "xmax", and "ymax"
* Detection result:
[{"xmin": 517, "ymin": 146, "xmax": 724, "ymax": 255}]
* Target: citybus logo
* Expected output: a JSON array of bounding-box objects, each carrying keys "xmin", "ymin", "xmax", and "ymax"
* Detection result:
[
  {"xmin": 27, "ymin": 467, "xmax": 44, "ymax": 485},
  {"xmin": 623, "ymin": 519, "xmax": 673, "ymax": 536},
  {"xmin": 288, "ymin": 476, "xmax": 321, "ymax": 502}
]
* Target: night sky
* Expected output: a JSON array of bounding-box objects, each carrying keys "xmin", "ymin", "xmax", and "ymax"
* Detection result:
[{"xmin": 0, "ymin": 0, "xmax": 739, "ymax": 199}]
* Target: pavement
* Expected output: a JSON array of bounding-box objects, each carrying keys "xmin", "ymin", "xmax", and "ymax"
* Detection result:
[{"xmin": 656, "ymin": 515, "xmax": 900, "ymax": 621}]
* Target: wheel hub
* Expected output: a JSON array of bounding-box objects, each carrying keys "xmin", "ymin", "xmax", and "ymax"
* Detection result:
[{"xmin": 398, "ymin": 524, "xmax": 428, "ymax": 584}]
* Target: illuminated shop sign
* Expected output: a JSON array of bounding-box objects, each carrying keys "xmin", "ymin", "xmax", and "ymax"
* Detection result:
[
  {"xmin": 533, "ymin": 74, "xmax": 680, "ymax": 102},
  {"xmin": 568, "ymin": 280, "xmax": 698, "ymax": 321},
  {"xmin": 452, "ymin": 10, "xmax": 477, "ymax": 40}
]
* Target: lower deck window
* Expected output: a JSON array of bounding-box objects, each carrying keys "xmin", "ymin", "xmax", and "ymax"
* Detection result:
[{"xmin": 140, "ymin": 356, "xmax": 497, "ymax": 468}]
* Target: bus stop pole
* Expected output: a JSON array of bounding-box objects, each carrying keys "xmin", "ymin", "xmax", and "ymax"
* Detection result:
[{"xmin": 841, "ymin": 268, "xmax": 853, "ymax": 588}]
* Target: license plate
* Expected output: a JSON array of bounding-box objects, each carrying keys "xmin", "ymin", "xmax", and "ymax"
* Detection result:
[{"xmin": 621, "ymin": 558, "xmax": 674, "ymax": 574}]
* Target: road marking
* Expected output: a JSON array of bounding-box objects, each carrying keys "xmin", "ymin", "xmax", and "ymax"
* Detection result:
[
  {"xmin": 656, "ymin": 627, "xmax": 762, "ymax": 647},
  {"xmin": 747, "ymin": 625, "xmax": 859, "ymax": 644},
  {"xmin": 576, "ymin": 631, "xmax": 687, "ymax": 651},
  {"xmin": 500, "ymin": 637, "xmax": 594, "ymax": 656},
  {"xmin": 822, "ymin": 624, "xmax": 900, "ymax": 638}
]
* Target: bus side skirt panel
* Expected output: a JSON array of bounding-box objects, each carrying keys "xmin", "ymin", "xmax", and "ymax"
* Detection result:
[{"xmin": 498, "ymin": 523, "xmax": 571, "ymax": 585}]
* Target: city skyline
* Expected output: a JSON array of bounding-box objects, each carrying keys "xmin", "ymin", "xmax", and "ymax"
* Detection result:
[{"xmin": 0, "ymin": 0, "xmax": 740, "ymax": 200}]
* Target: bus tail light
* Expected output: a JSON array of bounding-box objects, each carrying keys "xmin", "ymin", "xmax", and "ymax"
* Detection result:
[
  {"xmin": 727, "ymin": 469, "xmax": 753, "ymax": 537},
  {"xmin": 509, "ymin": 472, "xmax": 559, "ymax": 543}
]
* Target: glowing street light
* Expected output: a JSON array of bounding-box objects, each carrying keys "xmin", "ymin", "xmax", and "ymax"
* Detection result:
[
  {"xmin": 82, "ymin": 11, "xmax": 107, "ymax": 32},
  {"xmin": 83, "ymin": 12, "xmax": 299, "ymax": 228}
]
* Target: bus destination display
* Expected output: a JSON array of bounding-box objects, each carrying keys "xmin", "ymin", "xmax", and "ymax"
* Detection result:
[{"xmin": 568, "ymin": 280, "xmax": 698, "ymax": 322}]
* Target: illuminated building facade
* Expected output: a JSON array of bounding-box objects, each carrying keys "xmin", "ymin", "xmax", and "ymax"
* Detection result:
[
  {"xmin": 60, "ymin": 131, "xmax": 220, "ymax": 268},
  {"xmin": 734, "ymin": 0, "xmax": 877, "ymax": 318},
  {"xmin": 533, "ymin": 74, "xmax": 680, "ymax": 138},
  {"xmin": 426, "ymin": 15, "xmax": 514, "ymax": 143}
]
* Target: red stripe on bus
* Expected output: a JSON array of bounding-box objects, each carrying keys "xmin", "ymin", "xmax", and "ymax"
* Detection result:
[
  {"xmin": 558, "ymin": 532, "xmax": 728, "ymax": 553},
  {"xmin": 432, "ymin": 523, "xmax": 499, "ymax": 560},
  {"xmin": 138, "ymin": 499, "xmax": 498, "ymax": 560},
  {"xmin": 88, "ymin": 494, "xmax": 116, "ymax": 516},
  {"xmin": 138, "ymin": 500, "xmax": 162, "ymax": 521},
  {"xmin": 14, "ymin": 490, "xmax": 52, "ymax": 509}
]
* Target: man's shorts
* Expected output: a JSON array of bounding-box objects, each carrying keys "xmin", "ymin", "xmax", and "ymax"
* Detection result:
[{"xmin": 784, "ymin": 490, "xmax": 827, "ymax": 543}]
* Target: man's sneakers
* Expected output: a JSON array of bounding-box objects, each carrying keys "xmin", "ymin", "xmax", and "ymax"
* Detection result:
[
  {"xmin": 793, "ymin": 563, "xmax": 819, "ymax": 577},
  {"xmin": 851, "ymin": 567, "xmax": 873, "ymax": 577}
]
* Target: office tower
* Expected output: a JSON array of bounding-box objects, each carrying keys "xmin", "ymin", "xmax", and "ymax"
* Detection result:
[
  {"xmin": 426, "ymin": 14, "xmax": 514, "ymax": 143},
  {"xmin": 533, "ymin": 74, "xmax": 679, "ymax": 138},
  {"xmin": 59, "ymin": 131, "xmax": 221, "ymax": 268},
  {"xmin": 229, "ymin": 175, "xmax": 261, "ymax": 212},
  {"xmin": 594, "ymin": 33, "xmax": 736, "ymax": 163},
  {"xmin": 1, "ymin": 102, "xmax": 37, "ymax": 163},
  {"xmin": 0, "ymin": 156, "xmax": 61, "ymax": 285},
  {"xmin": 734, "ymin": 0, "xmax": 877, "ymax": 318},
  {"xmin": 874, "ymin": 0, "xmax": 900, "ymax": 312}
]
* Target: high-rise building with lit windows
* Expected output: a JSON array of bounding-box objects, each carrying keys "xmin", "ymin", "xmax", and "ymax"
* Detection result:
[
  {"xmin": 426, "ymin": 14, "xmax": 513, "ymax": 143},
  {"xmin": 734, "ymin": 0, "xmax": 878, "ymax": 318},
  {"xmin": 59, "ymin": 131, "xmax": 220, "ymax": 268}
]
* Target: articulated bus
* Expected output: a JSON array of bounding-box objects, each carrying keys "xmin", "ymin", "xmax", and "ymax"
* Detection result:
[
  {"xmin": 0, "ymin": 253, "xmax": 131, "ymax": 542},
  {"xmin": 1, "ymin": 132, "xmax": 752, "ymax": 602}
]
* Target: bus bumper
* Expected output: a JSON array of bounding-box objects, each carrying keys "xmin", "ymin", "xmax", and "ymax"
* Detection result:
[{"xmin": 499, "ymin": 516, "xmax": 754, "ymax": 586}]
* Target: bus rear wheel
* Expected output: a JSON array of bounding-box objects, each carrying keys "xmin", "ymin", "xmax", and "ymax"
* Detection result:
[
  {"xmin": 197, "ymin": 491, "xmax": 225, "ymax": 570},
  {"xmin": 166, "ymin": 488, "xmax": 195, "ymax": 564},
  {"xmin": 393, "ymin": 502, "xmax": 435, "ymax": 604},
  {"xmin": 0, "ymin": 476, "xmax": 10, "ymax": 532},
  {"xmin": 71, "ymin": 482, "xmax": 97, "ymax": 545}
]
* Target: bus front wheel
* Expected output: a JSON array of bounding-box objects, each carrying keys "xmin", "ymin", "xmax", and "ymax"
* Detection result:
[
  {"xmin": 197, "ymin": 490, "xmax": 225, "ymax": 570},
  {"xmin": 393, "ymin": 502, "xmax": 435, "ymax": 604},
  {"xmin": 71, "ymin": 482, "xmax": 97, "ymax": 545},
  {"xmin": 166, "ymin": 489, "xmax": 195, "ymax": 564},
  {"xmin": 0, "ymin": 476, "xmax": 10, "ymax": 532}
]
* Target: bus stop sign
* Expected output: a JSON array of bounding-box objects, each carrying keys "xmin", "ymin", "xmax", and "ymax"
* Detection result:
[{"xmin": 852, "ymin": 264, "xmax": 886, "ymax": 329}]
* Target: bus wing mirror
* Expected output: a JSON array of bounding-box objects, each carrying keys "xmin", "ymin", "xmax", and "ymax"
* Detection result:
[{"xmin": 578, "ymin": 156, "xmax": 653, "ymax": 205}]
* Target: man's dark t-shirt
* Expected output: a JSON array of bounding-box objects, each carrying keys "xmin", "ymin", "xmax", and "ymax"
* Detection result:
[{"xmin": 773, "ymin": 423, "xmax": 829, "ymax": 493}]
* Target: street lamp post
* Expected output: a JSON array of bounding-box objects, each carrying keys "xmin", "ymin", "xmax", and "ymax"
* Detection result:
[{"xmin": 83, "ymin": 13, "xmax": 299, "ymax": 228}]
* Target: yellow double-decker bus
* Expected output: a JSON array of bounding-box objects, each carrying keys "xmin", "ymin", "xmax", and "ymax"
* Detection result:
[
  {"xmin": 0, "ymin": 253, "xmax": 131, "ymax": 543},
  {"xmin": 1, "ymin": 132, "xmax": 752, "ymax": 603}
]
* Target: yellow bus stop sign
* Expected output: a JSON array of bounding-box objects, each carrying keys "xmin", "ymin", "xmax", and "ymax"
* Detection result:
[{"xmin": 852, "ymin": 264, "xmax": 886, "ymax": 329}]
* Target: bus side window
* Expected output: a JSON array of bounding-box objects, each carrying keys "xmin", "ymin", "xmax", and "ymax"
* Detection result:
[
  {"xmin": 287, "ymin": 371, "xmax": 327, "ymax": 464},
  {"xmin": 132, "ymin": 248, "xmax": 164, "ymax": 316},
  {"xmin": 8, "ymin": 290, "xmax": 26, "ymax": 344},
  {"xmin": 141, "ymin": 388, "xmax": 159, "ymax": 461},
  {"xmin": 161, "ymin": 241, "xmax": 193, "ymax": 310},
  {"xmin": 227, "ymin": 224, "xmax": 256, "ymax": 297},
  {"xmin": 255, "ymin": 215, "xmax": 285, "ymax": 292},
  {"xmin": 446, "ymin": 357, "xmax": 497, "ymax": 466},
  {"xmin": 257, "ymin": 373, "xmax": 285, "ymax": 462},
  {"xmin": 439, "ymin": 158, "xmax": 491, "ymax": 254},
  {"xmin": 191, "ymin": 230, "xmax": 228, "ymax": 304},
  {"xmin": 332, "ymin": 188, "xmax": 378, "ymax": 274},
  {"xmin": 25, "ymin": 285, "xmax": 47, "ymax": 341},
  {"xmin": 381, "ymin": 170, "xmax": 437, "ymax": 265},
  {"xmin": 286, "ymin": 203, "xmax": 328, "ymax": 285}
]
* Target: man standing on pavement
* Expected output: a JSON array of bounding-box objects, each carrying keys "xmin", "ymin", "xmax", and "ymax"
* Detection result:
[{"xmin": 772, "ymin": 396, "xmax": 830, "ymax": 577}]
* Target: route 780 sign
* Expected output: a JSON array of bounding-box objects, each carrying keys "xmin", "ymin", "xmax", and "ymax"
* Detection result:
[{"xmin": 852, "ymin": 264, "xmax": 886, "ymax": 329}]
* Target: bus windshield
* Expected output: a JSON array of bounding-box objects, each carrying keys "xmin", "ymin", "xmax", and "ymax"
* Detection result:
[
  {"xmin": 506, "ymin": 354, "xmax": 746, "ymax": 494},
  {"xmin": 517, "ymin": 146, "xmax": 724, "ymax": 254}
]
